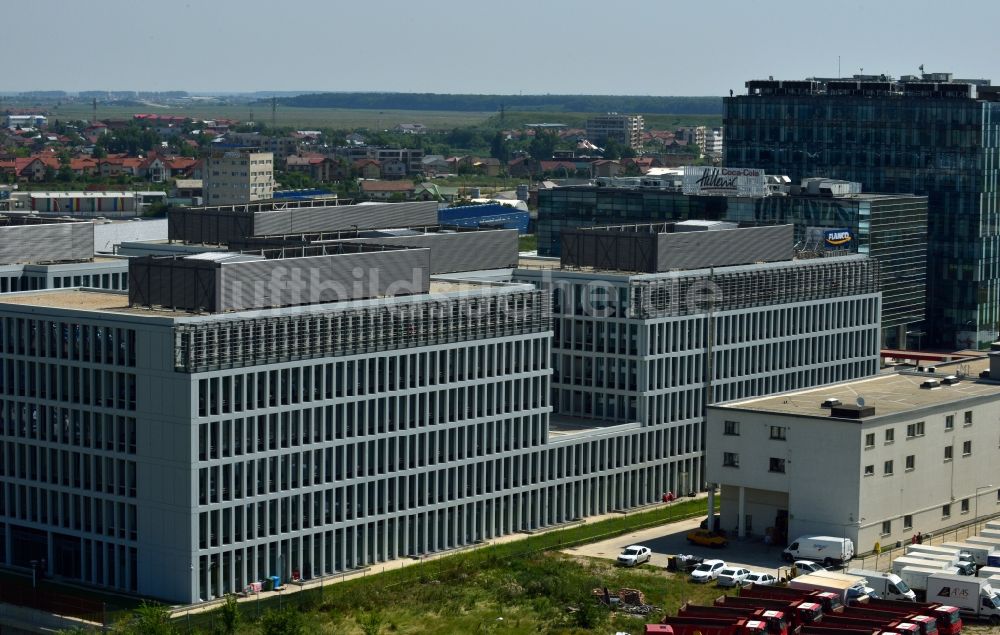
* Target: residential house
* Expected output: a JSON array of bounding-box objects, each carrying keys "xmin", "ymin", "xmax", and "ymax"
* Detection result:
[
  {"xmin": 286, "ymin": 155, "xmax": 342, "ymax": 182},
  {"xmin": 360, "ymin": 180, "xmax": 415, "ymax": 201},
  {"xmin": 353, "ymin": 159, "xmax": 381, "ymax": 180},
  {"xmin": 507, "ymin": 157, "xmax": 535, "ymax": 179},
  {"xmin": 591, "ymin": 159, "xmax": 623, "ymax": 178},
  {"xmin": 381, "ymin": 159, "xmax": 408, "ymax": 180},
  {"xmin": 421, "ymin": 155, "xmax": 450, "ymax": 176},
  {"xmin": 472, "ymin": 158, "xmax": 501, "ymax": 177},
  {"xmin": 415, "ymin": 182, "xmax": 459, "ymax": 202},
  {"xmin": 69, "ymin": 157, "xmax": 100, "ymax": 178}
]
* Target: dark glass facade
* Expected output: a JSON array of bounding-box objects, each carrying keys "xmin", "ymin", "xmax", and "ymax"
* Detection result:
[
  {"xmin": 536, "ymin": 185, "xmax": 927, "ymax": 346},
  {"xmin": 724, "ymin": 80, "xmax": 1000, "ymax": 347}
]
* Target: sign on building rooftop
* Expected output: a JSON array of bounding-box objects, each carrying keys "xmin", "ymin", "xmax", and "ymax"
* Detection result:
[{"xmin": 682, "ymin": 166, "xmax": 767, "ymax": 197}]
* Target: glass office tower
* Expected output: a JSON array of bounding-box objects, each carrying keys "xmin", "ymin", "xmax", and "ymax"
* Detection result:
[
  {"xmin": 724, "ymin": 75, "xmax": 1000, "ymax": 348},
  {"xmin": 536, "ymin": 184, "xmax": 927, "ymax": 347}
]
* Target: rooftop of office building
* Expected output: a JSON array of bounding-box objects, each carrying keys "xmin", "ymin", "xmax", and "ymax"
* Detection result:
[
  {"xmin": 717, "ymin": 356, "xmax": 1000, "ymax": 421},
  {"xmin": 0, "ymin": 278, "xmax": 505, "ymax": 318},
  {"xmin": 737, "ymin": 72, "xmax": 1000, "ymax": 100}
]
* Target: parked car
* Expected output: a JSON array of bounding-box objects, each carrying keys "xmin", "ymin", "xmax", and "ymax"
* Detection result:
[
  {"xmin": 745, "ymin": 571, "xmax": 778, "ymax": 586},
  {"xmin": 687, "ymin": 529, "xmax": 729, "ymax": 548},
  {"xmin": 717, "ymin": 567, "xmax": 751, "ymax": 587},
  {"xmin": 690, "ymin": 559, "xmax": 726, "ymax": 583},
  {"xmin": 617, "ymin": 545, "xmax": 652, "ymax": 567},
  {"xmin": 794, "ymin": 560, "xmax": 825, "ymax": 574},
  {"xmin": 667, "ymin": 554, "xmax": 704, "ymax": 572}
]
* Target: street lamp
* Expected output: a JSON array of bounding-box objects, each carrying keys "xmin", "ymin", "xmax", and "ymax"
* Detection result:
[{"xmin": 975, "ymin": 485, "xmax": 994, "ymax": 534}]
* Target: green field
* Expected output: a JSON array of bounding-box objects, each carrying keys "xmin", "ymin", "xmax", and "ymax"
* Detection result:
[
  {"xmin": 38, "ymin": 103, "xmax": 497, "ymax": 130},
  {"xmin": 31, "ymin": 101, "xmax": 721, "ymax": 132}
]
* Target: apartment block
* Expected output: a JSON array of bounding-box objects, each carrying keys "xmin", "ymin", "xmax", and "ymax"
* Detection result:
[
  {"xmin": 203, "ymin": 148, "xmax": 274, "ymax": 205},
  {"xmin": 586, "ymin": 113, "xmax": 644, "ymax": 150}
]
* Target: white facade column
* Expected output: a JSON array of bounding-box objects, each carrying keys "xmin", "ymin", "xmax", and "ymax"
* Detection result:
[
  {"xmin": 706, "ymin": 485, "xmax": 715, "ymax": 526},
  {"xmin": 737, "ymin": 486, "xmax": 746, "ymax": 538}
]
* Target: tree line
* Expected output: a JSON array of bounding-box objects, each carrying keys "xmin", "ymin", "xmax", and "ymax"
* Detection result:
[{"xmin": 275, "ymin": 93, "xmax": 723, "ymax": 114}]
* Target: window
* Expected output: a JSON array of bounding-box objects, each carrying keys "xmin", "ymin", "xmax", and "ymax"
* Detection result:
[
  {"xmin": 963, "ymin": 440, "xmax": 972, "ymax": 456},
  {"xmin": 905, "ymin": 455, "xmax": 915, "ymax": 471},
  {"xmin": 724, "ymin": 420, "xmax": 740, "ymax": 436},
  {"xmin": 906, "ymin": 421, "xmax": 925, "ymax": 438},
  {"xmin": 903, "ymin": 514, "xmax": 913, "ymax": 531},
  {"xmin": 944, "ymin": 445, "xmax": 953, "ymax": 460},
  {"xmin": 965, "ymin": 410, "xmax": 973, "ymax": 426},
  {"xmin": 769, "ymin": 458, "xmax": 786, "ymax": 473},
  {"xmin": 723, "ymin": 452, "xmax": 740, "ymax": 468},
  {"xmin": 881, "ymin": 520, "xmax": 892, "ymax": 536},
  {"xmin": 885, "ymin": 428, "xmax": 895, "ymax": 443},
  {"xmin": 864, "ymin": 464, "xmax": 875, "ymax": 476},
  {"xmin": 884, "ymin": 460, "xmax": 894, "ymax": 476},
  {"xmin": 865, "ymin": 433, "xmax": 875, "ymax": 449},
  {"xmin": 945, "ymin": 415, "xmax": 955, "ymax": 431},
  {"xmin": 942, "ymin": 504, "xmax": 951, "ymax": 518},
  {"xmin": 770, "ymin": 426, "xmax": 786, "ymax": 441},
  {"xmin": 961, "ymin": 499, "xmax": 970, "ymax": 514}
]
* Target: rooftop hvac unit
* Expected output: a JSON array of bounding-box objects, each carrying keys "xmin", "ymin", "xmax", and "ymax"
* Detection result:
[
  {"xmin": 941, "ymin": 375, "xmax": 961, "ymax": 385},
  {"xmin": 821, "ymin": 398, "xmax": 842, "ymax": 408},
  {"xmin": 920, "ymin": 379, "xmax": 941, "ymax": 389}
]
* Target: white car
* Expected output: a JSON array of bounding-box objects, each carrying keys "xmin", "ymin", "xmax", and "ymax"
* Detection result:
[
  {"xmin": 794, "ymin": 560, "xmax": 825, "ymax": 574},
  {"xmin": 690, "ymin": 559, "xmax": 726, "ymax": 583},
  {"xmin": 716, "ymin": 566, "xmax": 751, "ymax": 587},
  {"xmin": 617, "ymin": 545, "xmax": 652, "ymax": 567},
  {"xmin": 745, "ymin": 571, "xmax": 778, "ymax": 586}
]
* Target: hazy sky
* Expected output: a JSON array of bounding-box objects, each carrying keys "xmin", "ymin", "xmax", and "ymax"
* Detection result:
[{"xmin": 13, "ymin": 0, "xmax": 1000, "ymax": 95}]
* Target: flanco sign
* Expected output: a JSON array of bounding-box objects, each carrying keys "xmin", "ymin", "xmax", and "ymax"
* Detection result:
[{"xmin": 682, "ymin": 166, "xmax": 767, "ymax": 197}]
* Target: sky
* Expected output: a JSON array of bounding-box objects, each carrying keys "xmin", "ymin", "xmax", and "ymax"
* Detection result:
[{"xmin": 12, "ymin": 0, "xmax": 1000, "ymax": 96}]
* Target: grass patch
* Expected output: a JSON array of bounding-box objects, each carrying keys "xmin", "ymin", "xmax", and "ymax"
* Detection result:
[
  {"xmin": 36, "ymin": 101, "xmax": 721, "ymax": 132},
  {"xmin": 518, "ymin": 234, "xmax": 537, "ymax": 252},
  {"xmin": 173, "ymin": 498, "xmax": 716, "ymax": 633}
]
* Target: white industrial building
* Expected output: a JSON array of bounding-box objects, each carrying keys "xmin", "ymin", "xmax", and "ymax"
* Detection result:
[{"xmin": 707, "ymin": 355, "xmax": 1000, "ymax": 553}]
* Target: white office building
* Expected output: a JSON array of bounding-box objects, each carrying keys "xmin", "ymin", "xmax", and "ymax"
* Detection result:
[{"xmin": 707, "ymin": 355, "xmax": 1000, "ymax": 552}]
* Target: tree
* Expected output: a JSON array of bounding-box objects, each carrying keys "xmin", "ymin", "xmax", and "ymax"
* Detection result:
[
  {"xmin": 528, "ymin": 130, "xmax": 559, "ymax": 160},
  {"xmin": 490, "ymin": 131, "xmax": 510, "ymax": 163},
  {"xmin": 111, "ymin": 601, "xmax": 177, "ymax": 635},
  {"xmin": 259, "ymin": 607, "xmax": 304, "ymax": 635},
  {"xmin": 217, "ymin": 594, "xmax": 242, "ymax": 635}
]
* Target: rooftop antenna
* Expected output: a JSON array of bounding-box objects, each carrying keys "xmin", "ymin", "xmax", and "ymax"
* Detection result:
[
  {"xmin": 272, "ymin": 96, "xmax": 277, "ymax": 129},
  {"xmin": 919, "ymin": 64, "xmax": 925, "ymax": 75},
  {"xmin": 838, "ymin": 55, "xmax": 841, "ymax": 78},
  {"xmin": 92, "ymin": 97, "xmax": 97, "ymax": 124}
]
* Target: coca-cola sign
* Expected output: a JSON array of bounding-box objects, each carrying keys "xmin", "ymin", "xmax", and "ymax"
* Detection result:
[{"xmin": 682, "ymin": 166, "xmax": 767, "ymax": 197}]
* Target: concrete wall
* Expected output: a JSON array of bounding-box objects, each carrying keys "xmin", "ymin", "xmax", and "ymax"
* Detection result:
[
  {"xmin": 94, "ymin": 219, "xmax": 168, "ymax": 254},
  {"xmin": 347, "ymin": 229, "xmax": 518, "ymax": 274},
  {"xmin": 0, "ymin": 222, "xmax": 93, "ymax": 264}
]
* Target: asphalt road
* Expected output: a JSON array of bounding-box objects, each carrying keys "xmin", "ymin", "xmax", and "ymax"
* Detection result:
[{"xmin": 564, "ymin": 515, "xmax": 791, "ymax": 578}]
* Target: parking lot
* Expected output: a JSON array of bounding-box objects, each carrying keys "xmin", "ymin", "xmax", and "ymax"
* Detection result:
[{"xmin": 564, "ymin": 515, "xmax": 801, "ymax": 579}]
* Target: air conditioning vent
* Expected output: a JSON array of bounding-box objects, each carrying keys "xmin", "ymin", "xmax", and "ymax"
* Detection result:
[
  {"xmin": 920, "ymin": 379, "xmax": 940, "ymax": 389},
  {"xmin": 941, "ymin": 375, "xmax": 960, "ymax": 385},
  {"xmin": 821, "ymin": 398, "xmax": 842, "ymax": 408}
]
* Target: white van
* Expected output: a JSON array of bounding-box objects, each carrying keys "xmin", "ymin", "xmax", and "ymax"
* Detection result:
[
  {"xmin": 848, "ymin": 568, "xmax": 917, "ymax": 601},
  {"xmin": 782, "ymin": 536, "xmax": 854, "ymax": 566}
]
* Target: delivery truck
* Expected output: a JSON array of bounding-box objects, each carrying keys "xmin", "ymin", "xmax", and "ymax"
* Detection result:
[
  {"xmin": 715, "ymin": 595, "xmax": 824, "ymax": 629},
  {"xmin": 892, "ymin": 556, "xmax": 959, "ymax": 575},
  {"xmin": 940, "ymin": 540, "xmax": 1000, "ymax": 568},
  {"xmin": 815, "ymin": 614, "xmax": 920, "ymax": 633},
  {"xmin": 897, "ymin": 566, "xmax": 960, "ymax": 601},
  {"xmin": 965, "ymin": 535, "xmax": 1000, "ymax": 552},
  {"xmin": 806, "ymin": 570, "xmax": 876, "ymax": 602},
  {"xmin": 903, "ymin": 548, "xmax": 975, "ymax": 576},
  {"xmin": 782, "ymin": 536, "xmax": 854, "ymax": 567},
  {"xmin": 740, "ymin": 584, "xmax": 845, "ymax": 614},
  {"xmin": 790, "ymin": 572, "xmax": 869, "ymax": 605},
  {"xmin": 657, "ymin": 616, "xmax": 769, "ymax": 634},
  {"xmin": 848, "ymin": 569, "xmax": 917, "ymax": 601},
  {"xmin": 838, "ymin": 607, "xmax": 938, "ymax": 635},
  {"xmin": 925, "ymin": 572, "xmax": 1000, "ymax": 625},
  {"xmin": 865, "ymin": 598, "xmax": 962, "ymax": 635},
  {"xmin": 976, "ymin": 566, "xmax": 1000, "ymax": 579},
  {"xmin": 678, "ymin": 603, "xmax": 790, "ymax": 635}
]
